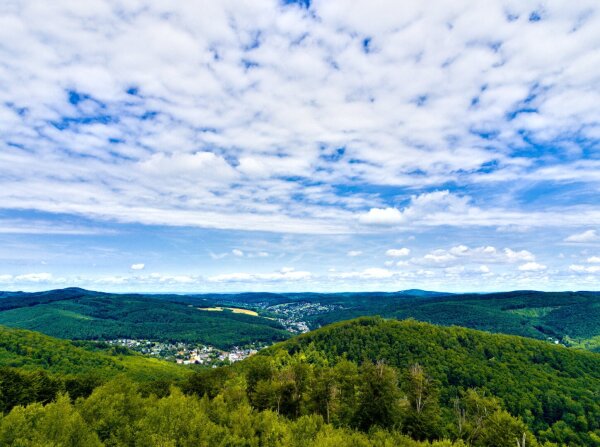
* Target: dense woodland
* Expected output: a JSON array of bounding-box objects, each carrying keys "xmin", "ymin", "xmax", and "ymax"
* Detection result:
[
  {"xmin": 1, "ymin": 318, "xmax": 599, "ymax": 446},
  {"xmin": 2, "ymin": 289, "xmax": 599, "ymax": 352},
  {"xmin": 203, "ymin": 290, "xmax": 600, "ymax": 351},
  {"xmin": 0, "ymin": 289, "xmax": 289, "ymax": 348}
]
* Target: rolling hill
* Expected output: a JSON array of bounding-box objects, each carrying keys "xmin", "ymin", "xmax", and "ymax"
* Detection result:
[
  {"xmin": 186, "ymin": 289, "xmax": 600, "ymax": 351},
  {"xmin": 0, "ymin": 288, "xmax": 290, "ymax": 348},
  {"xmin": 214, "ymin": 317, "xmax": 600, "ymax": 445},
  {"xmin": 1, "ymin": 288, "xmax": 599, "ymax": 352},
  {"xmin": 1, "ymin": 317, "xmax": 599, "ymax": 445},
  {"xmin": 0, "ymin": 324, "xmax": 190, "ymax": 413}
]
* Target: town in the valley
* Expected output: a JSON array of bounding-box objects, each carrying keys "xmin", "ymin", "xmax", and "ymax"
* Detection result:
[
  {"xmin": 105, "ymin": 338, "xmax": 264, "ymax": 367},
  {"xmin": 103, "ymin": 303, "xmax": 344, "ymax": 366}
]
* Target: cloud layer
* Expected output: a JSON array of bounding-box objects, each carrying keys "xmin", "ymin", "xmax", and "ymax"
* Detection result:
[
  {"xmin": 1, "ymin": 0, "xmax": 599, "ymax": 235},
  {"xmin": 0, "ymin": 1, "xmax": 599, "ymax": 291}
]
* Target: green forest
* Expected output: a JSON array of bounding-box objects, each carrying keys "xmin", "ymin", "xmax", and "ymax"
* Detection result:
[
  {"xmin": 202, "ymin": 290, "xmax": 600, "ymax": 351},
  {"xmin": 2, "ymin": 289, "xmax": 600, "ymax": 352},
  {"xmin": 1, "ymin": 317, "xmax": 599, "ymax": 446},
  {"xmin": 0, "ymin": 289, "xmax": 289, "ymax": 348}
]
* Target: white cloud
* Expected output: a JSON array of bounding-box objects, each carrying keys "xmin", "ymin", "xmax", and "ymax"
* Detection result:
[
  {"xmin": 208, "ymin": 268, "xmax": 311, "ymax": 283},
  {"xmin": 0, "ymin": 219, "xmax": 113, "ymax": 235},
  {"xmin": 0, "ymin": 2, "xmax": 598, "ymax": 236},
  {"xmin": 139, "ymin": 152, "xmax": 237, "ymax": 184},
  {"xmin": 251, "ymin": 251, "xmax": 270, "ymax": 258},
  {"xmin": 332, "ymin": 267, "xmax": 396, "ymax": 280},
  {"xmin": 386, "ymin": 248, "xmax": 410, "ymax": 257},
  {"xmin": 503, "ymin": 248, "xmax": 535, "ymax": 262},
  {"xmin": 518, "ymin": 262, "xmax": 547, "ymax": 271},
  {"xmin": 232, "ymin": 249, "xmax": 244, "ymax": 257},
  {"xmin": 569, "ymin": 264, "xmax": 600, "ymax": 274},
  {"xmin": 95, "ymin": 276, "xmax": 128, "ymax": 285},
  {"xmin": 588, "ymin": 256, "xmax": 600, "ymax": 263},
  {"xmin": 0, "ymin": 0, "xmax": 600, "ymax": 294},
  {"xmin": 359, "ymin": 207, "xmax": 404, "ymax": 225},
  {"xmin": 0, "ymin": 275, "xmax": 14, "ymax": 283},
  {"xmin": 209, "ymin": 251, "xmax": 228, "ymax": 260},
  {"xmin": 565, "ymin": 230, "xmax": 599, "ymax": 243},
  {"xmin": 347, "ymin": 250, "xmax": 363, "ymax": 257},
  {"xmin": 445, "ymin": 266, "xmax": 465, "ymax": 275},
  {"xmin": 423, "ymin": 251, "xmax": 456, "ymax": 264},
  {"xmin": 359, "ymin": 191, "xmax": 473, "ymax": 226},
  {"xmin": 162, "ymin": 275, "xmax": 195, "ymax": 284},
  {"xmin": 14, "ymin": 272, "xmax": 53, "ymax": 282},
  {"xmin": 450, "ymin": 245, "xmax": 497, "ymax": 257},
  {"xmin": 130, "ymin": 263, "xmax": 145, "ymax": 270},
  {"xmin": 416, "ymin": 245, "xmax": 536, "ymax": 268}
]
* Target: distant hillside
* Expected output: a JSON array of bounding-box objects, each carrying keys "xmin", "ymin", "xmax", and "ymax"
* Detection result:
[
  {"xmin": 0, "ymin": 324, "xmax": 188, "ymax": 381},
  {"xmin": 2, "ymin": 288, "xmax": 599, "ymax": 352},
  {"xmin": 0, "ymin": 289, "xmax": 290, "ymax": 348},
  {"xmin": 185, "ymin": 289, "xmax": 600, "ymax": 351}
]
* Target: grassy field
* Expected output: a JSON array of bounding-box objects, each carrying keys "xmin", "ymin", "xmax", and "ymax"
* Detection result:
[{"xmin": 197, "ymin": 306, "xmax": 259, "ymax": 316}]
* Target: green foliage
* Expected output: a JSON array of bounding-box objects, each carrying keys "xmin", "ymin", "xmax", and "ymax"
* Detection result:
[
  {"xmin": 261, "ymin": 318, "xmax": 600, "ymax": 446},
  {"xmin": 355, "ymin": 360, "xmax": 403, "ymax": 431},
  {"xmin": 189, "ymin": 289, "xmax": 600, "ymax": 351},
  {"xmin": 0, "ymin": 379, "xmax": 471, "ymax": 447},
  {"xmin": 1, "ymin": 316, "xmax": 599, "ymax": 446},
  {"xmin": 3, "ymin": 288, "xmax": 599, "ymax": 351},
  {"xmin": 0, "ymin": 394, "xmax": 102, "ymax": 446},
  {"xmin": 0, "ymin": 290, "xmax": 290, "ymax": 348},
  {"xmin": 0, "ymin": 325, "xmax": 189, "ymax": 413}
]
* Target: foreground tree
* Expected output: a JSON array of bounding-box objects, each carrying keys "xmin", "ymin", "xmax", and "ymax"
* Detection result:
[{"xmin": 355, "ymin": 360, "xmax": 404, "ymax": 431}]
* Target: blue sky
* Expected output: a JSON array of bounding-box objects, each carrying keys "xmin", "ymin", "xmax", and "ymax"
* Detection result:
[{"xmin": 0, "ymin": 0, "xmax": 599, "ymax": 292}]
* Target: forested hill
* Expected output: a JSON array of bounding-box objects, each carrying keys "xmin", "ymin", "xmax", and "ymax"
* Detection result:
[
  {"xmin": 1, "ymin": 288, "xmax": 599, "ymax": 352},
  {"xmin": 0, "ymin": 288, "xmax": 289, "ymax": 348},
  {"xmin": 226, "ymin": 317, "xmax": 600, "ymax": 445},
  {"xmin": 1, "ymin": 319, "xmax": 600, "ymax": 445},
  {"xmin": 189, "ymin": 289, "xmax": 600, "ymax": 351},
  {"xmin": 0, "ymin": 324, "xmax": 189, "ymax": 413}
]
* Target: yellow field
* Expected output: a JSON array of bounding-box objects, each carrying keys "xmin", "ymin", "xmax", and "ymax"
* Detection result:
[{"xmin": 198, "ymin": 306, "xmax": 259, "ymax": 316}]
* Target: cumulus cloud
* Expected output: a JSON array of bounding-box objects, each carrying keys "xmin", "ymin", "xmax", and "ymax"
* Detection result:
[
  {"xmin": 347, "ymin": 250, "xmax": 363, "ymax": 257},
  {"xmin": 416, "ymin": 245, "xmax": 535, "ymax": 267},
  {"xmin": 386, "ymin": 248, "xmax": 410, "ymax": 257},
  {"xmin": 359, "ymin": 208, "xmax": 404, "ymax": 225},
  {"xmin": 130, "ymin": 263, "xmax": 145, "ymax": 270},
  {"xmin": 331, "ymin": 267, "xmax": 396, "ymax": 280},
  {"xmin": 232, "ymin": 249, "xmax": 244, "ymax": 257},
  {"xmin": 359, "ymin": 191, "xmax": 472, "ymax": 226},
  {"xmin": 208, "ymin": 268, "xmax": 311, "ymax": 283},
  {"xmin": 518, "ymin": 262, "xmax": 547, "ymax": 271},
  {"xmin": 503, "ymin": 248, "xmax": 535, "ymax": 262},
  {"xmin": 14, "ymin": 272, "xmax": 54, "ymax": 282},
  {"xmin": 565, "ymin": 230, "xmax": 599, "ymax": 243},
  {"xmin": 569, "ymin": 264, "xmax": 600, "ymax": 274}
]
